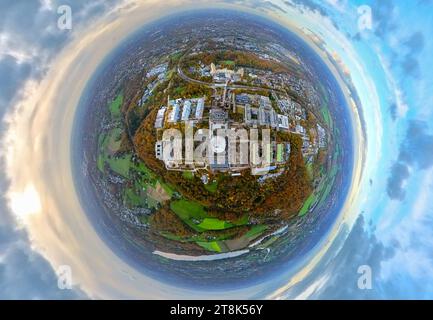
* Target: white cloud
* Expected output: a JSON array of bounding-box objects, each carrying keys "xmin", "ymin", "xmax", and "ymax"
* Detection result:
[{"xmin": 381, "ymin": 169, "xmax": 433, "ymax": 284}]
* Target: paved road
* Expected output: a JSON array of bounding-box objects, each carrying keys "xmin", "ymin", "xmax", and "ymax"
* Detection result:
[
  {"xmin": 177, "ymin": 65, "xmax": 285, "ymax": 94},
  {"xmin": 175, "ymin": 50, "xmax": 332, "ymax": 146},
  {"xmin": 176, "ymin": 64, "xmax": 330, "ymax": 130}
]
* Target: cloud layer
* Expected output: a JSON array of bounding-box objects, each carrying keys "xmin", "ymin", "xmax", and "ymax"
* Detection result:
[{"xmin": 0, "ymin": 0, "xmax": 122, "ymax": 300}]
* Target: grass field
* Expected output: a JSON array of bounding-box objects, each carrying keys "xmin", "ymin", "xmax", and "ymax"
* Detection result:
[
  {"xmin": 198, "ymin": 218, "xmax": 231, "ymax": 230},
  {"xmin": 132, "ymin": 163, "xmax": 175, "ymax": 208},
  {"xmin": 329, "ymin": 165, "xmax": 339, "ymax": 181},
  {"xmin": 97, "ymin": 129, "xmax": 133, "ymax": 179},
  {"xmin": 171, "ymin": 199, "xmax": 207, "ymax": 219},
  {"xmin": 170, "ymin": 200, "xmax": 208, "ymax": 232},
  {"xmin": 160, "ymin": 210, "xmax": 257, "ymax": 253},
  {"xmin": 196, "ymin": 241, "xmax": 222, "ymax": 253},
  {"xmin": 221, "ymin": 60, "xmax": 235, "ymax": 66},
  {"xmin": 299, "ymin": 193, "xmax": 317, "ymax": 217},
  {"xmin": 170, "ymin": 52, "xmax": 183, "ymax": 62},
  {"xmin": 299, "ymin": 154, "xmax": 339, "ymax": 216},
  {"xmin": 182, "ymin": 171, "xmax": 194, "ymax": 180},
  {"xmin": 134, "ymin": 162, "xmax": 157, "ymax": 181},
  {"xmin": 109, "ymin": 93, "xmax": 123, "ymax": 119},
  {"xmin": 204, "ymin": 180, "xmax": 218, "ymax": 193},
  {"xmin": 244, "ymin": 225, "xmax": 268, "ymax": 239},
  {"xmin": 106, "ymin": 127, "xmax": 123, "ymax": 154},
  {"xmin": 160, "ymin": 230, "xmax": 237, "ymax": 243},
  {"xmin": 306, "ymin": 162, "xmax": 314, "ymax": 180},
  {"xmin": 234, "ymin": 214, "xmax": 249, "ymax": 226},
  {"xmin": 174, "ymin": 86, "xmax": 186, "ymax": 95},
  {"xmin": 97, "ymin": 133, "xmax": 108, "ymax": 173},
  {"xmin": 146, "ymin": 196, "xmax": 159, "ymax": 209},
  {"xmin": 321, "ymin": 106, "xmax": 332, "ymax": 128},
  {"xmin": 106, "ymin": 154, "xmax": 132, "ymax": 178},
  {"xmin": 97, "ymin": 95, "xmax": 124, "ymax": 173},
  {"xmin": 170, "ymin": 199, "xmax": 247, "ymax": 232},
  {"xmin": 320, "ymin": 183, "xmax": 333, "ymax": 203},
  {"xmin": 124, "ymin": 188, "xmax": 146, "ymax": 207},
  {"xmin": 98, "ymin": 92, "xmax": 178, "ymax": 211},
  {"xmin": 160, "ymin": 182, "xmax": 175, "ymax": 197}
]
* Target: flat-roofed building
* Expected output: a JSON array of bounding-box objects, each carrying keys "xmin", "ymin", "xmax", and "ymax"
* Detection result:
[
  {"xmin": 210, "ymin": 108, "xmax": 228, "ymax": 123},
  {"xmin": 195, "ymin": 98, "xmax": 204, "ymax": 119},
  {"xmin": 244, "ymin": 105, "xmax": 259, "ymax": 126},
  {"xmin": 168, "ymin": 103, "xmax": 180, "ymax": 123},
  {"xmin": 260, "ymin": 96, "xmax": 272, "ymax": 108},
  {"xmin": 295, "ymin": 124, "xmax": 306, "ymax": 135},
  {"xmin": 277, "ymin": 99, "xmax": 291, "ymax": 114},
  {"xmin": 259, "ymin": 106, "xmax": 278, "ymax": 128},
  {"xmin": 236, "ymin": 94, "xmax": 251, "ymax": 106},
  {"xmin": 146, "ymin": 63, "xmax": 168, "ymax": 78},
  {"xmin": 181, "ymin": 100, "xmax": 191, "ymax": 121},
  {"xmin": 277, "ymin": 114, "xmax": 289, "ymax": 130},
  {"xmin": 210, "ymin": 63, "xmax": 244, "ymax": 83},
  {"xmin": 154, "ymin": 107, "xmax": 166, "ymax": 128}
]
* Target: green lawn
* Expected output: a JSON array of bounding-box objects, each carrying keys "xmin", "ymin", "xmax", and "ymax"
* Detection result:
[
  {"xmin": 334, "ymin": 143, "xmax": 341, "ymax": 159},
  {"xmin": 134, "ymin": 162, "xmax": 157, "ymax": 181},
  {"xmin": 107, "ymin": 127, "xmax": 123, "ymax": 153},
  {"xmin": 124, "ymin": 188, "xmax": 145, "ymax": 207},
  {"xmin": 234, "ymin": 214, "xmax": 249, "ymax": 226},
  {"xmin": 171, "ymin": 199, "xmax": 207, "ymax": 219},
  {"xmin": 170, "ymin": 199, "xmax": 208, "ymax": 232},
  {"xmin": 97, "ymin": 133, "xmax": 108, "ymax": 173},
  {"xmin": 160, "ymin": 230, "xmax": 233, "ymax": 243},
  {"xmin": 106, "ymin": 154, "xmax": 132, "ymax": 178},
  {"xmin": 182, "ymin": 171, "xmax": 194, "ymax": 180},
  {"xmin": 306, "ymin": 162, "xmax": 314, "ymax": 180},
  {"xmin": 221, "ymin": 60, "xmax": 235, "ymax": 66},
  {"xmin": 170, "ymin": 199, "xmax": 246, "ymax": 232},
  {"xmin": 196, "ymin": 241, "xmax": 222, "ymax": 253},
  {"xmin": 204, "ymin": 180, "xmax": 218, "ymax": 193},
  {"xmin": 170, "ymin": 52, "xmax": 183, "ymax": 62},
  {"xmin": 109, "ymin": 93, "xmax": 123, "ymax": 118},
  {"xmin": 320, "ymin": 183, "xmax": 333, "ymax": 203},
  {"xmin": 97, "ymin": 126, "xmax": 126, "ymax": 174},
  {"xmin": 329, "ymin": 165, "xmax": 339, "ymax": 179},
  {"xmin": 321, "ymin": 106, "xmax": 332, "ymax": 127},
  {"xmin": 277, "ymin": 144, "xmax": 284, "ymax": 163},
  {"xmin": 167, "ymin": 69, "xmax": 175, "ymax": 80},
  {"xmin": 174, "ymin": 86, "xmax": 186, "ymax": 95},
  {"xmin": 299, "ymin": 193, "xmax": 317, "ymax": 217},
  {"xmin": 128, "ymin": 162, "xmax": 176, "ymax": 208},
  {"xmin": 159, "ymin": 232, "xmax": 185, "ymax": 242},
  {"xmin": 198, "ymin": 218, "xmax": 231, "ymax": 230},
  {"xmin": 146, "ymin": 196, "xmax": 159, "ymax": 209},
  {"xmin": 160, "ymin": 182, "xmax": 175, "ymax": 197},
  {"xmin": 244, "ymin": 225, "xmax": 268, "ymax": 239}
]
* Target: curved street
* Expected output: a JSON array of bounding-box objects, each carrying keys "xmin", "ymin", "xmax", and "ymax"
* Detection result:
[{"xmin": 177, "ymin": 65, "xmax": 285, "ymax": 94}]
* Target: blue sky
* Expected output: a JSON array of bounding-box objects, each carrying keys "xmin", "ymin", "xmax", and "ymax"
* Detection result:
[
  {"xmin": 1, "ymin": 0, "xmax": 433, "ymax": 299},
  {"xmin": 0, "ymin": 0, "xmax": 118, "ymax": 300}
]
